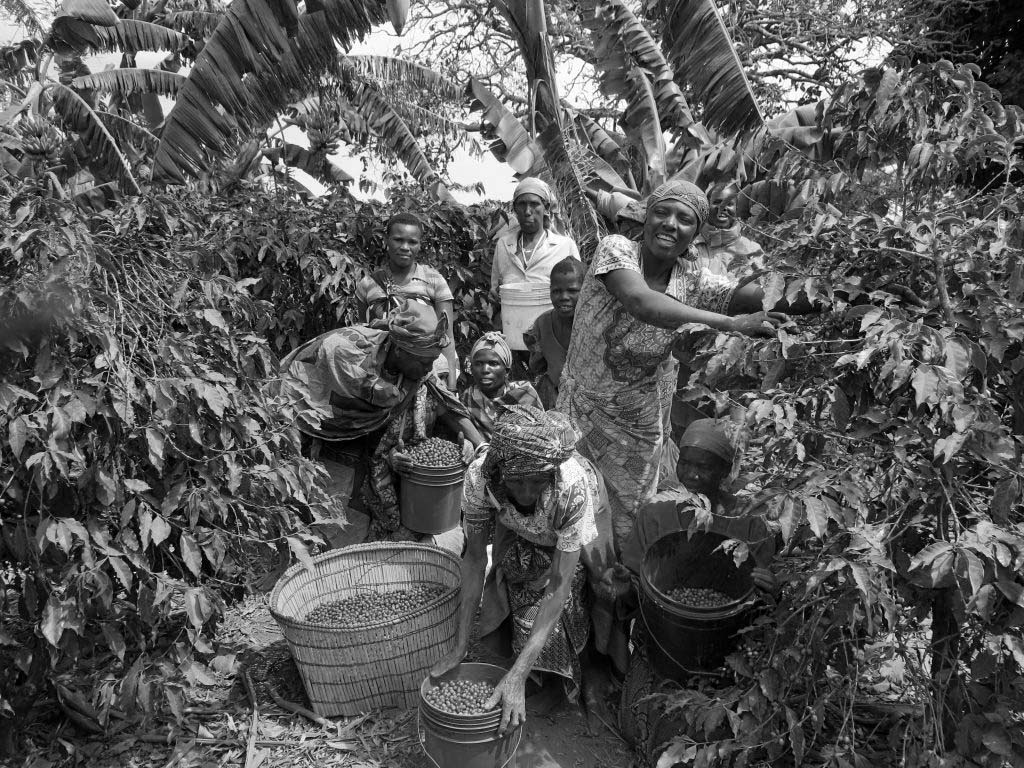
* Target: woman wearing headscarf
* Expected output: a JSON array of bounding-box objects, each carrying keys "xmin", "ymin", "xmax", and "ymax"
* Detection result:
[
  {"xmin": 608, "ymin": 418, "xmax": 780, "ymax": 767},
  {"xmin": 460, "ymin": 332, "xmax": 542, "ymax": 440},
  {"xmin": 282, "ymin": 301, "xmax": 485, "ymax": 542},
  {"xmin": 431, "ymin": 405, "xmax": 616, "ymax": 735},
  {"xmin": 557, "ymin": 178, "xmax": 807, "ymax": 551}
]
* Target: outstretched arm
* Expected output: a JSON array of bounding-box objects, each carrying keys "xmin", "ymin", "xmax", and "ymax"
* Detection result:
[
  {"xmin": 603, "ymin": 269, "xmax": 786, "ymax": 337},
  {"xmin": 487, "ymin": 547, "xmax": 580, "ymax": 734}
]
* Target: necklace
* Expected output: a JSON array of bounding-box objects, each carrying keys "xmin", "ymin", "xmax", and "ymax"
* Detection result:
[{"xmin": 518, "ymin": 232, "xmax": 545, "ymax": 264}]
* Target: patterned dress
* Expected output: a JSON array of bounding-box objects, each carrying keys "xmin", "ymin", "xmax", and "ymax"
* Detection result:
[
  {"xmin": 460, "ymin": 381, "xmax": 542, "ymax": 441},
  {"xmin": 556, "ymin": 235, "xmax": 737, "ymax": 548},
  {"xmin": 463, "ymin": 453, "xmax": 601, "ymax": 698}
]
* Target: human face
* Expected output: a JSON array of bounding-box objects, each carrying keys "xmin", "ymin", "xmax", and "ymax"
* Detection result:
[
  {"xmin": 708, "ymin": 186, "xmax": 738, "ymax": 230},
  {"xmin": 387, "ymin": 347, "xmax": 438, "ymax": 381},
  {"xmin": 550, "ymin": 271, "xmax": 581, "ymax": 319},
  {"xmin": 471, "ymin": 348, "xmax": 508, "ymax": 394},
  {"xmin": 513, "ymin": 194, "xmax": 547, "ymax": 236},
  {"xmin": 503, "ymin": 471, "xmax": 554, "ymax": 507},
  {"xmin": 643, "ymin": 199, "xmax": 700, "ymax": 261},
  {"xmin": 676, "ymin": 446, "xmax": 730, "ymax": 497},
  {"xmin": 386, "ymin": 223, "xmax": 422, "ymax": 271}
]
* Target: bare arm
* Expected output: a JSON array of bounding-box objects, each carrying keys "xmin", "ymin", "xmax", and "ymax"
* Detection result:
[
  {"xmin": 430, "ymin": 524, "xmax": 488, "ymax": 675},
  {"xmin": 487, "ymin": 547, "xmax": 580, "ymax": 733},
  {"xmin": 602, "ymin": 269, "xmax": 783, "ymax": 337},
  {"xmin": 435, "ymin": 298, "xmax": 460, "ymax": 380},
  {"xmin": 440, "ymin": 414, "xmax": 484, "ymax": 448}
]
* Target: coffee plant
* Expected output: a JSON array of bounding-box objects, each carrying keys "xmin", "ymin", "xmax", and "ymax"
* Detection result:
[{"xmin": 664, "ymin": 62, "xmax": 1024, "ymax": 768}]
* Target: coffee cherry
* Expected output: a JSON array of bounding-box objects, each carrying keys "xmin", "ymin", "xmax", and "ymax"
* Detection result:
[
  {"xmin": 666, "ymin": 586, "xmax": 733, "ymax": 608},
  {"xmin": 305, "ymin": 584, "xmax": 445, "ymax": 627},
  {"xmin": 424, "ymin": 680, "xmax": 497, "ymax": 715},
  {"xmin": 406, "ymin": 437, "xmax": 463, "ymax": 468}
]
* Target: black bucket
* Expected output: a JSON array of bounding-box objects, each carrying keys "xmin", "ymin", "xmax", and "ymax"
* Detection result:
[
  {"xmin": 418, "ymin": 662, "xmax": 522, "ymax": 768},
  {"xmin": 639, "ymin": 530, "xmax": 755, "ymax": 681}
]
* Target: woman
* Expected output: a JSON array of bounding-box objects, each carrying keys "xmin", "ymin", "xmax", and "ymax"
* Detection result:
[
  {"xmin": 431, "ymin": 405, "xmax": 611, "ymax": 734},
  {"xmin": 460, "ymin": 332, "xmax": 541, "ymax": 440},
  {"xmin": 557, "ymin": 179, "xmax": 802, "ymax": 549},
  {"xmin": 282, "ymin": 301, "xmax": 483, "ymax": 542},
  {"xmin": 608, "ymin": 419, "xmax": 779, "ymax": 767},
  {"xmin": 355, "ymin": 212, "xmax": 459, "ymax": 382}
]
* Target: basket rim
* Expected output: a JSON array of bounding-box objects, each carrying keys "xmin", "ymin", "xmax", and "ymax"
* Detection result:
[{"xmin": 268, "ymin": 541, "xmax": 462, "ymax": 631}]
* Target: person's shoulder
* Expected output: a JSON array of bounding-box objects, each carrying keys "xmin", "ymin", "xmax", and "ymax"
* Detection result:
[{"xmin": 547, "ymin": 230, "xmax": 581, "ymax": 251}]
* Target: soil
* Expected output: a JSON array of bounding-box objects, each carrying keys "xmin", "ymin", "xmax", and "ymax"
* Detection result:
[{"xmin": 9, "ymin": 585, "xmax": 633, "ymax": 768}]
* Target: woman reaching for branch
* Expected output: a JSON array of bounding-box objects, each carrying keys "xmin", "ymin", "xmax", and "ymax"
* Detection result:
[{"xmin": 557, "ymin": 179, "xmax": 814, "ymax": 551}]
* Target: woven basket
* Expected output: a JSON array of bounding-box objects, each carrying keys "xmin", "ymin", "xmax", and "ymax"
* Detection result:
[{"xmin": 269, "ymin": 542, "xmax": 461, "ymax": 716}]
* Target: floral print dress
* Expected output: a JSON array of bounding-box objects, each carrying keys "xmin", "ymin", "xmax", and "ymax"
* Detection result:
[
  {"xmin": 463, "ymin": 453, "xmax": 600, "ymax": 698},
  {"xmin": 556, "ymin": 234, "xmax": 736, "ymax": 548}
]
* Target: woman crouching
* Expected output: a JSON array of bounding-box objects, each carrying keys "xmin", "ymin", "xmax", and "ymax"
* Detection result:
[{"xmin": 432, "ymin": 405, "xmax": 606, "ymax": 733}]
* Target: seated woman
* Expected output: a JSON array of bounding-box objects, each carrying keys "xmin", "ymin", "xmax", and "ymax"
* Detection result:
[
  {"xmin": 460, "ymin": 332, "xmax": 541, "ymax": 441},
  {"xmin": 431, "ymin": 405, "xmax": 609, "ymax": 734},
  {"xmin": 282, "ymin": 301, "xmax": 484, "ymax": 543},
  {"xmin": 606, "ymin": 418, "xmax": 779, "ymax": 767}
]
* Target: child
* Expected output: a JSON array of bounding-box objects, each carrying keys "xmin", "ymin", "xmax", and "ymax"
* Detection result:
[
  {"xmin": 524, "ymin": 257, "xmax": 585, "ymax": 410},
  {"xmin": 459, "ymin": 332, "xmax": 542, "ymax": 440}
]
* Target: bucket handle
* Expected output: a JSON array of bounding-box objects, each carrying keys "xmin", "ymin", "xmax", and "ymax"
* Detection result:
[
  {"xmin": 417, "ymin": 709, "xmax": 523, "ymax": 768},
  {"xmin": 640, "ymin": 601, "xmax": 721, "ymax": 680}
]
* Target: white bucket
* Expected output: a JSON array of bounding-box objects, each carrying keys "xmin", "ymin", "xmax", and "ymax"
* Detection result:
[{"xmin": 500, "ymin": 281, "xmax": 552, "ymax": 351}]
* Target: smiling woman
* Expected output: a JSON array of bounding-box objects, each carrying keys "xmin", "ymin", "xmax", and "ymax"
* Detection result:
[{"xmin": 556, "ymin": 179, "xmax": 794, "ymax": 551}]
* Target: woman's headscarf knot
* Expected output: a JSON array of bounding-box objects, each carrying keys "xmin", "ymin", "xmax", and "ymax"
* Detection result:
[
  {"xmin": 487, "ymin": 404, "xmax": 578, "ymax": 478},
  {"xmin": 388, "ymin": 300, "xmax": 448, "ymax": 356},
  {"xmin": 647, "ymin": 179, "xmax": 710, "ymax": 228},
  {"xmin": 678, "ymin": 418, "xmax": 735, "ymax": 464},
  {"xmin": 470, "ymin": 332, "xmax": 513, "ymax": 369}
]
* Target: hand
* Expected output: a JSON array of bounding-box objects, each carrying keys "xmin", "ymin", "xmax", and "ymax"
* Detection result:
[
  {"xmin": 459, "ymin": 431, "xmax": 475, "ymax": 465},
  {"xmin": 430, "ymin": 645, "xmax": 467, "ymax": 678},
  {"xmin": 752, "ymin": 566, "xmax": 780, "ymax": 595},
  {"xmin": 487, "ymin": 288, "xmax": 501, "ymax": 305},
  {"xmin": 485, "ymin": 671, "xmax": 527, "ymax": 735},
  {"xmin": 730, "ymin": 311, "xmax": 789, "ymax": 338},
  {"xmin": 389, "ymin": 448, "xmax": 413, "ymax": 473},
  {"xmin": 595, "ymin": 564, "xmax": 632, "ymax": 601}
]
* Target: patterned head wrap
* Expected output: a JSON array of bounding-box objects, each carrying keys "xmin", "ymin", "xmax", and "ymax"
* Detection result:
[
  {"xmin": 470, "ymin": 332, "xmax": 513, "ymax": 369},
  {"xmin": 678, "ymin": 418, "xmax": 735, "ymax": 464},
  {"xmin": 388, "ymin": 300, "xmax": 448, "ymax": 356},
  {"xmin": 486, "ymin": 404, "xmax": 578, "ymax": 478},
  {"xmin": 512, "ymin": 177, "xmax": 553, "ymax": 206},
  {"xmin": 647, "ymin": 179, "xmax": 710, "ymax": 227}
]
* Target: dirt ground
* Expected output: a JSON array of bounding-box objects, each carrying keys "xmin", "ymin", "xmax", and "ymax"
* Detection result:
[{"xmin": 9, "ymin": 585, "xmax": 632, "ymax": 768}]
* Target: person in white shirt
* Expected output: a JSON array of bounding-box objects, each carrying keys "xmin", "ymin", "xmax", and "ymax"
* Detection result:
[{"xmin": 489, "ymin": 177, "xmax": 582, "ymax": 302}]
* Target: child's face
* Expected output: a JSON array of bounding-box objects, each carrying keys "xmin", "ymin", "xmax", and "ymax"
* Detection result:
[
  {"xmin": 471, "ymin": 349, "xmax": 508, "ymax": 392},
  {"xmin": 550, "ymin": 272, "xmax": 582, "ymax": 319}
]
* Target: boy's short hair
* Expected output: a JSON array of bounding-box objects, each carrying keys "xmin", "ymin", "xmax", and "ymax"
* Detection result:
[
  {"xmin": 550, "ymin": 257, "xmax": 586, "ymax": 282},
  {"xmin": 385, "ymin": 211, "xmax": 423, "ymax": 237}
]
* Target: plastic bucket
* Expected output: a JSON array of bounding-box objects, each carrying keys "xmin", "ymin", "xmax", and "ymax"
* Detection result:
[
  {"xmin": 400, "ymin": 463, "xmax": 465, "ymax": 535},
  {"xmin": 500, "ymin": 281, "xmax": 552, "ymax": 351},
  {"xmin": 419, "ymin": 663, "xmax": 521, "ymax": 768},
  {"xmin": 639, "ymin": 530, "xmax": 755, "ymax": 681}
]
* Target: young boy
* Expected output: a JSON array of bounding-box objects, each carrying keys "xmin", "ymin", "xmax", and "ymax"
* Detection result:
[{"xmin": 523, "ymin": 257, "xmax": 585, "ymax": 410}]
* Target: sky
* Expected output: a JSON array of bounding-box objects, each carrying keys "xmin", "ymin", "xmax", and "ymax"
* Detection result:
[{"xmin": 1, "ymin": 8, "xmax": 520, "ymax": 202}]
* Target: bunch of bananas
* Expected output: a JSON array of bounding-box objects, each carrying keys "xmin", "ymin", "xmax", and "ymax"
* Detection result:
[
  {"xmin": 17, "ymin": 115, "xmax": 64, "ymax": 162},
  {"xmin": 305, "ymin": 105, "xmax": 343, "ymax": 156}
]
